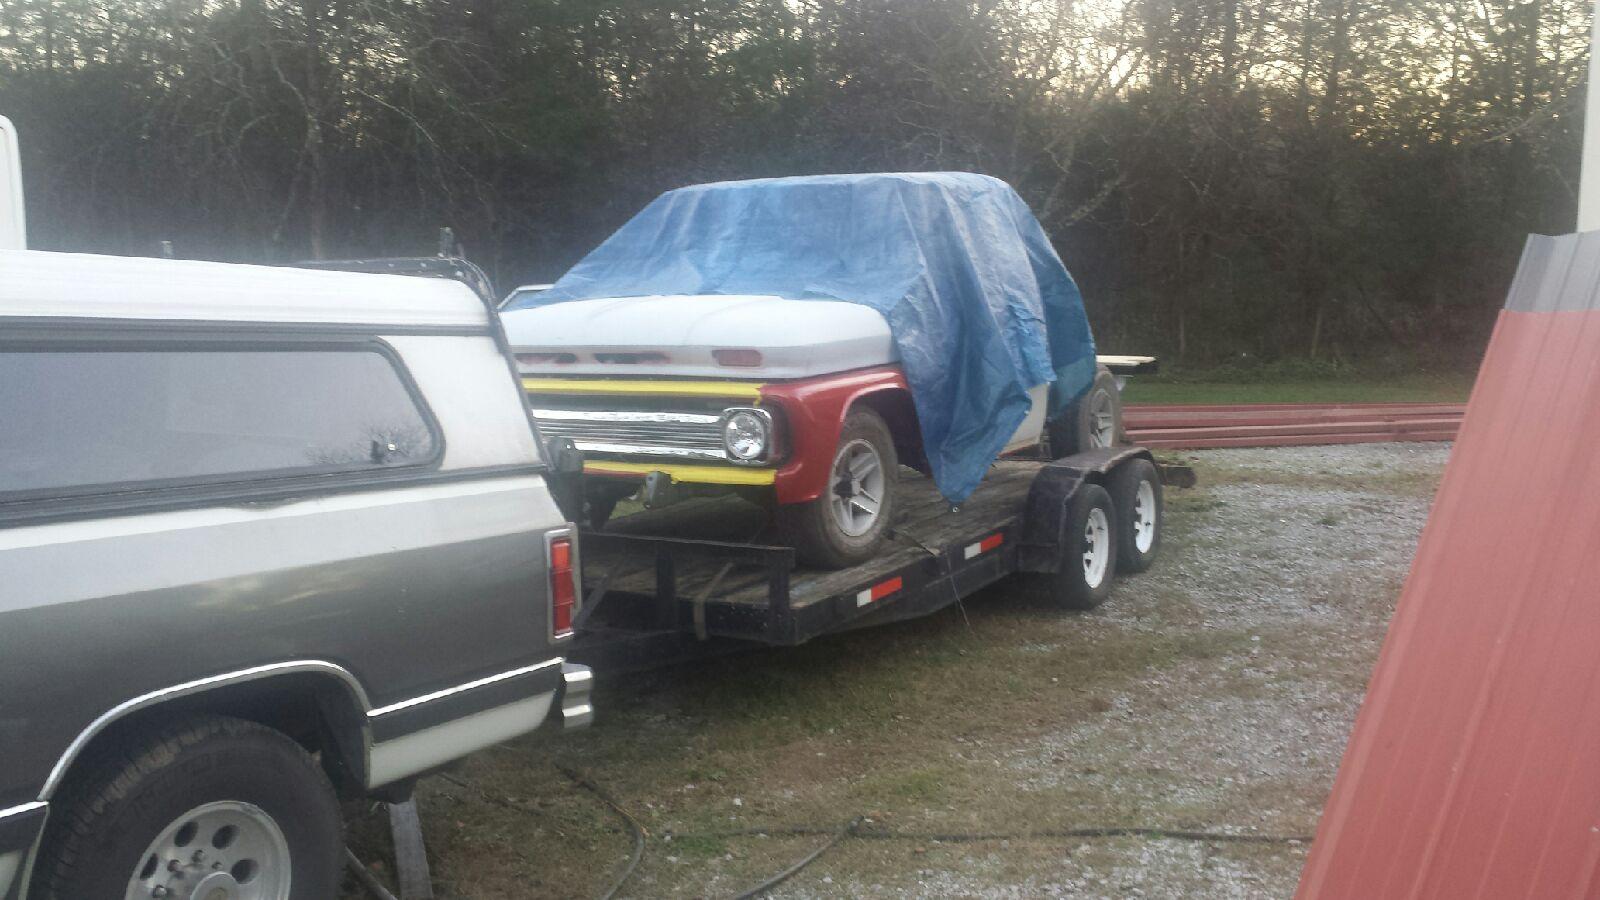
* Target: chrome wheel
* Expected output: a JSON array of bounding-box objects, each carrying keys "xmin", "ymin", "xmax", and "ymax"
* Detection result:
[
  {"xmin": 1088, "ymin": 389, "xmax": 1116, "ymax": 448},
  {"xmin": 1082, "ymin": 506, "xmax": 1111, "ymax": 588},
  {"xmin": 829, "ymin": 438, "xmax": 886, "ymax": 537},
  {"xmin": 126, "ymin": 800, "xmax": 290, "ymax": 900},
  {"xmin": 1132, "ymin": 479, "xmax": 1157, "ymax": 553}
]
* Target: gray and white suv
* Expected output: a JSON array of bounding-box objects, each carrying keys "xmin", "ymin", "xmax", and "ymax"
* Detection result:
[{"xmin": 0, "ymin": 250, "xmax": 589, "ymax": 899}]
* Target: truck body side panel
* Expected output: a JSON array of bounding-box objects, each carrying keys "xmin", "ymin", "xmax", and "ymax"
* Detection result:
[{"xmin": 0, "ymin": 473, "xmax": 561, "ymax": 809}]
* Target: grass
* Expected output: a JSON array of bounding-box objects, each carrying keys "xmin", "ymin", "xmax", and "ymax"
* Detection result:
[{"xmin": 1121, "ymin": 370, "xmax": 1477, "ymax": 406}]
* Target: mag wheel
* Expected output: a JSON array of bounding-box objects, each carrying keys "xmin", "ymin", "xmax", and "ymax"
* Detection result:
[
  {"xmin": 32, "ymin": 716, "xmax": 342, "ymax": 900},
  {"xmin": 127, "ymin": 801, "xmax": 291, "ymax": 899},
  {"xmin": 781, "ymin": 406, "xmax": 898, "ymax": 568},
  {"xmin": 1048, "ymin": 366, "xmax": 1123, "ymax": 456}
]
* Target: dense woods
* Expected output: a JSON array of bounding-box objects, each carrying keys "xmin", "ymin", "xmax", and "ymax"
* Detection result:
[{"xmin": 0, "ymin": 0, "xmax": 1591, "ymax": 364}]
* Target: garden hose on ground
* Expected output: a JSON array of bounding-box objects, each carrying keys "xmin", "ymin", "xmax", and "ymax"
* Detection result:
[
  {"xmin": 728, "ymin": 817, "xmax": 863, "ymax": 900},
  {"xmin": 420, "ymin": 765, "xmax": 1313, "ymax": 900},
  {"xmin": 554, "ymin": 764, "xmax": 650, "ymax": 900},
  {"xmin": 345, "ymin": 846, "xmax": 401, "ymax": 900}
]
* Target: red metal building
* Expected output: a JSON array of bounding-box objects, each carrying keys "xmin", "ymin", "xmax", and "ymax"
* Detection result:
[{"xmin": 1298, "ymin": 231, "xmax": 1600, "ymax": 898}]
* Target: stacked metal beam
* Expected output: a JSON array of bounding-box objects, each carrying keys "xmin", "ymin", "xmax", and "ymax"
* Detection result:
[{"xmin": 1126, "ymin": 403, "xmax": 1464, "ymax": 449}]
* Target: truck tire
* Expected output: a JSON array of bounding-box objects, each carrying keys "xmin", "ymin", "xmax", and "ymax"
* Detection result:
[
  {"xmin": 32, "ymin": 715, "xmax": 343, "ymax": 900},
  {"xmin": 1107, "ymin": 457, "xmax": 1162, "ymax": 573},
  {"xmin": 1048, "ymin": 366, "xmax": 1122, "ymax": 456},
  {"xmin": 1016, "ymin": 482, "xmax": 1118, "ymax": 610},
  {"xmin": 780, "ymin": 406, "xmax": 898, "ymax": 569}
]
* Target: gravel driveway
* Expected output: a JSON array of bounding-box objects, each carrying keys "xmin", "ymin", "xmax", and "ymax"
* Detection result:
[{"xmin": 343, "ymin": 442, "xmax": 1452, "ymax": 899}]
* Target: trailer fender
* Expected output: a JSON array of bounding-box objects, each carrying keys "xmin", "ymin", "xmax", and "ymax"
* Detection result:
[{"xmin": 1018, "ymin": 447, "xmax": 1155, "ymax": 574}]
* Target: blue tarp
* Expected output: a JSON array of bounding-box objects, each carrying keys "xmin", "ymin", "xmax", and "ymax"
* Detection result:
[{"xmin": 509, "ymin": 172, "xmax": 1097, "ymax": 502}]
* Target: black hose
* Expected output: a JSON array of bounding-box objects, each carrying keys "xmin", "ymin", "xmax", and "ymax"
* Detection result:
[
  {"xmin": 345, "ymin": 847, "xmax": 402, "ymax": 900},
  {"xmin": 727, "ymin": 817, "xmax": 863, "ymax": 900},
  {"xmin": 439, "ymin": 767, "xmax": 648, "ymax": 900},
  {"xmin": 679, "ymin": 822, "xmax": 1312, "ymax": 845},
  {"xmin": 440, "ymin": 763, "xmax": 1311, "ymax": 900},
  {"xmin": 554, "ymin": 764, "xmax": 650, "ymax": 900}
]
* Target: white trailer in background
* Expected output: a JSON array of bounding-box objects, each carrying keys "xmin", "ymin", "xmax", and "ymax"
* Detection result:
[{"xmin": 0, "ymin": 116, "xmax": 22, "ymax": 250}]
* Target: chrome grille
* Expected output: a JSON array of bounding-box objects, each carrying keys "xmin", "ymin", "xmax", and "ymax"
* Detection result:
[{"xmin": 531, "ymin": 408, "xmax": 729, "ymax": 461}]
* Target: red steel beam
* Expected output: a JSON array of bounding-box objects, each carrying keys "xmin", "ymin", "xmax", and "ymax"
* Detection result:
[
  {"xmin": 1123, "ymin": 402, "xmax": 1463, "ymax": 449},
  {"xmin": 1136, "ymin": 430, "xmax": 1459, "ymax": 450}
]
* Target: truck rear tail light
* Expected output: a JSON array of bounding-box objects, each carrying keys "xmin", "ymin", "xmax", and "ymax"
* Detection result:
[
  {"xmin": 547, "ymin": 530, "xmax": 579, "ymax": 639},
  {"xmin": 714, "ymin": 348, "xmax": 763, "ymax": 367}
]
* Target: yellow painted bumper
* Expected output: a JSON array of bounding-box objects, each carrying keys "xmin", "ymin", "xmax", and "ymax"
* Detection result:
[{"xmin": 581, "ymin": 461, "xmax": 775, "ymax": 486}]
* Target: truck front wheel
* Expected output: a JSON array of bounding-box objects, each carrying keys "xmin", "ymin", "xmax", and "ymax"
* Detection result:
[
  {"xmin": 780, "ymin": 406, "xmax": 898, "ymax": 568},
  {"xmin": 31, "ymin": 715, "xmax": 343, "ymax": 900}
]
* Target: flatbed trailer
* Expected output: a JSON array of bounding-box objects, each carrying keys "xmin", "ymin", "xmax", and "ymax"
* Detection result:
[
  {"xmin": 286, "ymin": 255, "xmax": 1186, "ymax": 670},
  {"xmin": 568, "ymin": 447, "xmax": 1190, "ymax": 672}
]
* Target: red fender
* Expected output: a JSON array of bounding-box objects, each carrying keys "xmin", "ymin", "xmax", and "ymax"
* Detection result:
[{"xmin": 759, "ymin": 365, "xmax": 912, "ymax": 505}]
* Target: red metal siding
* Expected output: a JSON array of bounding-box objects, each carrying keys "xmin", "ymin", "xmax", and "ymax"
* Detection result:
[{"xmin": 1298, "ymin": 233, "xmax": 1600, "ymax": 899}]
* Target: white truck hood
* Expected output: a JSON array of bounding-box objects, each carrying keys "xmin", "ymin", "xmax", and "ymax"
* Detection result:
[{"xmin": 500, "ymin": 294, "xmax": 898, "ymax": 380}]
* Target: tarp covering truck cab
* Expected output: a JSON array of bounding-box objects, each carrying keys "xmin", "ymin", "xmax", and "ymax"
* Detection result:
[{"xmin": 506, "ymin": 172, "xmax": 1098, "ymax": 503}]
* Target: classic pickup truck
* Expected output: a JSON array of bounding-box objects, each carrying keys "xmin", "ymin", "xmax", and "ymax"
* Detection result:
[
  {"xmin": 500, "ymin": 173, "xmax": 1138, "ymax": 568},
  {"xmin": 0, "ymin": 249, "xmax": 590, "ymax": 900}
]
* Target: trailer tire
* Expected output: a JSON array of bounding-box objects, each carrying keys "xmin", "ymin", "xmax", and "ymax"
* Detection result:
[
  {"xmin": 1107, "ymin": 458, "xmax": 1162, "ymax": 573},
  {"xmin": 1018, "ymin": 483, "xmax": 1118, "ymax": 610},
  {"xmin": 1048, "ymin": 366, "xmax": 1122, "ymax": 456},
  {"xmin": 31, "ymin": 715, "xmax": 343, "ymax": 900},
  {"xmin": 780, "ymin": 406, "xmax": 898, "ymax": 569}
]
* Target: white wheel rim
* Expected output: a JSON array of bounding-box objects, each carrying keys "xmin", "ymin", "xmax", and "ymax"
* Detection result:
[
  {"xmin": 829, "ymin": 438, "xmax": 886, "ymax": 537},
  {"xmin": 126, "ymin": 800, "xmax": 291, "ymax": 900},
  {"xmin": 1088, "ymin": 390, "xmax": 1115, "ymax": 448},
  {"xmin": 1133, "ymin": 479, "xmax": 1156, "ymax": 554},
  {"xmin": 1083, "ymin": 506, "xmax": 1110, "ymax": 588}
]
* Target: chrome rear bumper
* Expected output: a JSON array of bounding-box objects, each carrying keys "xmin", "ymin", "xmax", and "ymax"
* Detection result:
[{"xmin": 559, "ymin": 662, "xmax": 594, "ymax": 730}]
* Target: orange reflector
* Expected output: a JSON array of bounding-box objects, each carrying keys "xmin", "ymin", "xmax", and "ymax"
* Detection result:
[
  {"xmin": 963, "ymin": 533, "xmax": 1004, "ymax": 559},
  {"xmin": 855, "ymin": 576, "xmax": 903, "ymax": 608}
]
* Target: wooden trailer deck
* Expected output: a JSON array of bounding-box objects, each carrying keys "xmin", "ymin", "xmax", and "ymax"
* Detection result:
[{"xmin": 582, "ymin": 461, "xmax": 1043, "ymax": 637}]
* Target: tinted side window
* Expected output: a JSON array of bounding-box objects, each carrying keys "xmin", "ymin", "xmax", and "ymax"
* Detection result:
[{"xmin": 0, "ymin": 348, "xmax": 438, "ymax": 496}]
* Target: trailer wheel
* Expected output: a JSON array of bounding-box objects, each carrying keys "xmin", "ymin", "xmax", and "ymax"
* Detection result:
[
  {"xmin": 31, "ymin": 715, "xmax": 342, "ymax": 900},
  {"xmin": 780, "ymin": 406, "xmax": 898, "ymax": 568},
  {"xmin": 1019, "ymin": 483, "xmax": 1118, "ymax": 610},
  {"xmin": 1107, "ymin": 458, "xmax": 1162, "ymax": 573},
  {"xmin": 1048, "ymin": 366, "xmax": 1122, "ymax": 456}
]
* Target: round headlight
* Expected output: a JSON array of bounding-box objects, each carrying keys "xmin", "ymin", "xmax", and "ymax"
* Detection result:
[{"xmin": 723, "ymin": 410, "xmax": 770, "ymax": 461}]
